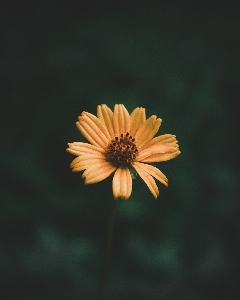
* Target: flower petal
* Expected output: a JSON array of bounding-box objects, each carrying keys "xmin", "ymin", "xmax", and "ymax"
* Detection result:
[
  {"xmin": 66, "ymin": 142, "xmax": 104, "ymax": 157},
  {"xmin": 113, "ymin": 104, "xmax": 130, "ymax": 136},
  {"xmin": 76, "ymin": 114, "xmax": 109, "ymax": 150},
  {"xmin": 112, "ymin": 167, "xmax": 132, "ymax": 200},
  {"xmin": 140, "ymin": 150, "xmax": 181, "ymax": 163},
  {"xmin": 133, "ymin": 162, "xmax": 168, "ymax": 186},
  {"xmin": 82, "ymin": 162, "xmax": 117, "ymax": 184},
  {"xmin": 132, "ymin": 163, "xmax": 159, "ymax": 199},
  {"xmin": 71, "ymin": 158, "xmax": 105, "ymax": 172},
  {"xmin": 141, "ymin": 134, "xmax": 177, "ymax": 150},
  {"xmin": 134, "ymin": 115, "xmax": 162, "ymax": 149},
  {"xmin": 70, "ymin": 155, "xmax": 100, "ymax": 168},
  {"xmin": 137, "ymin": 135, "xmax": 179, "ymax": 161},
  {"xmin": 130, "ymin": 107, "xmax": 146, "ymax": 137},
  {"xmin": 82, "ymin": 111, "xmax": 112, "ymax": 141},
  {"xmin": 97, "ymin": 104, "xmax": 115, "ymax": 139}
]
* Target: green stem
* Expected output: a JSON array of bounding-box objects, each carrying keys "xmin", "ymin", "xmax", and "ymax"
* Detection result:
[{"xmin": 97, "ymin": 198, "xmax": 117, "ymax": 300}]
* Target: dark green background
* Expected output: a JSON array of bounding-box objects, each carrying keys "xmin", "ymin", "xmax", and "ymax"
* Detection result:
[{"xmin": 1, "ymin": 1, "xmax": 240, "ymax": 299}]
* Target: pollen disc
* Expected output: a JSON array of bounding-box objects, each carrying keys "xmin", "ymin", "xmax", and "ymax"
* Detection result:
[{"xmin": 106, "ymin": 132, "xmax": 138, "ymax": 167}]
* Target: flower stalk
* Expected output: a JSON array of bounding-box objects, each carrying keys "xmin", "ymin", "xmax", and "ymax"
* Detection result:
[{"xmin": 97, "ymin": 198, "xmax": 117, "ymax": 300}]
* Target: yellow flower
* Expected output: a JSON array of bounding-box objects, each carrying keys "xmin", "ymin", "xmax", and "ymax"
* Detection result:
[{"xmin": 66, "ymin": 104, "xmax": 180, "ymax": 200}]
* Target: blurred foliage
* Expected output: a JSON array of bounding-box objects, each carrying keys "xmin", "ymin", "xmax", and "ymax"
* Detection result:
[{"xmin": 1, "ymin": 1, "xmax": 240, "ymax": 299}]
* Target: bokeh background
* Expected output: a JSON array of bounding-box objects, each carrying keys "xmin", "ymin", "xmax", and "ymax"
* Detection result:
[{"xmin": 1, "ymin": 1, "xmax": 240, "ymax": 299}]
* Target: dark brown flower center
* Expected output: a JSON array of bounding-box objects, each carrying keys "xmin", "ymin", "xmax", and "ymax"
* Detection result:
[{"xmin": 106, "ymin": 132, "xmax": 138, "ymax": 167}]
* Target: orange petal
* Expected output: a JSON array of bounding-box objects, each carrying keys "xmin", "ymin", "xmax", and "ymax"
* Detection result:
[
  {"xmin": 70, "ymin": 155, "xmax": 100, "ymax": 168},
  {"xmin": 72, "ymin": 158, "xmax": 105, "ymax": 172},
  {"xmin": 76, "ymin": 117, "xmax": 108, "ymax": 150},
  {"xmin": 132, "ymin": 163, "xmax": 159, "ymax": 198},
  {"xmin": 113, "ymin": 104, "xmax": 130, "ymax": 136},
  {"xmin": 140, "ymin": 150, "xmax": 181, "ymax": 163},
  {"xmin": 97, "ymin": 104, "xmax": 115, "ymax": 139},
  {"xmin": 133, "ymin": 162, "xmax": 168, "ymax": 186},
  {"xmin": 112, "ymin": 167, "xmax": 132, "ymax": 200},
  {"xmin": 134, "ymin": 116, "xmax": 162, "ymax": 148},
  {"xmin": 66, "ymin": 142, "xmax": 103, "ymax": 157},
  {"xmin": 70, "ymin": 153, "xmax": 105, "ymax": 167},
  {"xmin": 82, "ymin": 111, "xmax": 112, "ymax": 141},
  {"xmin": 82, "ymin": 162, "xmax": 117, "ymax": 184},
  {"xmin": 137, "ymin": 135, "xmax": 179, "ymax": 161},
  {"xmin": 130, "ymin": 107, "xmax": 146, "ymax": 137},
  {"xmin": 141, "ymin": 134, "xmax": 177, "ymax": 150}
]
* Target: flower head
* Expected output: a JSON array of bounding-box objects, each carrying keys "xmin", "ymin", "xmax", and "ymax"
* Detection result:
[{"xmin": 67, "ymin": 104, "xmax": 180, "ymax": 200}]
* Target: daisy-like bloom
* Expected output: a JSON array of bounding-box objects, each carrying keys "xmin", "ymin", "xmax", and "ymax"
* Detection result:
[{"xmin": 66, "ymin": 104, "xmax": 180, "ymax": 200}]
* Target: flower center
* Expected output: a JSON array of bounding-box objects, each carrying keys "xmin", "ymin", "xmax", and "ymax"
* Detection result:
[{"xmin": 106, "ymin": 132, "xmax": 138, "ymax": 167}]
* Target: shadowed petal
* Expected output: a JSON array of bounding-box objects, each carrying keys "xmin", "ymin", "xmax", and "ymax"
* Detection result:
[
  {"xmin": 132, "ymin": 163, "xmax": 159, "ymax": 198},
  {"xmin": 82, "ymin": 162, "xmax": 117, "ymax": 184},
  {"xmin": 97, "ymin": 104, "xmax": 115, "ymax": 139},
  {"xmin": 134, "ymin": 116, "xmax": 162, "ymax": 148},
  {"xmin": 133, "ymin": 162, "xmax": 168, "ymax": 186},
  {"xmin": 112, "ymin": 167, "xmax": 132, "ymax": 200},
  {"xmin": 130, "ymin": 107, "xmax": 146, "ymax": 137},
  {"xmin": 141, "ymin": 150, "xmax": 181, "ymax": 163}
]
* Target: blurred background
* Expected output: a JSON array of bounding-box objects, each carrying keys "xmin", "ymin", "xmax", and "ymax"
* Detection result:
[{"xmin": 1, "ymin": 1, "xmax": 240, "ymax": 299}]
